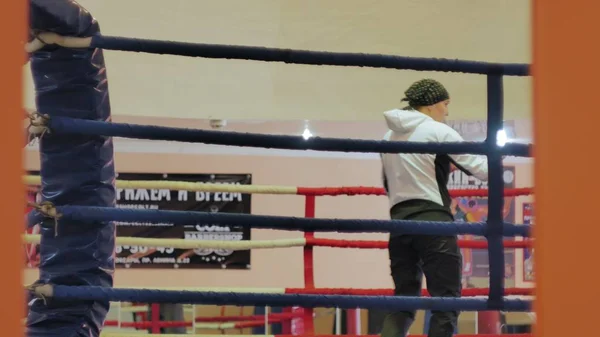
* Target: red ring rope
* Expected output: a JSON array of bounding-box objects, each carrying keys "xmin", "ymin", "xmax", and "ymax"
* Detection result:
[
  {"xmin": 103, "ymin": 320, "xmax": 191, "ymax": 328},
  {"xmin": 233, "ymin": 318, "xmax": 286, "ymax": 329},
  {"xmin": 103, "ymin": 319, "xmax": 286, "ymax": 329},
  {"xmin": 306, "ymin": 237, "xmax": 533, "ymax": 249},
  {"xmin": 284, "ymin": 287, "xmax": 533, "ymax": 297},
  {"xmin": 195, "ymin": 312, "xmax": 301, "ymax": 322},
  {"xmin": 297, "ymin": 186, "xmax": 533, "ymax": 197},
  {"xmin": 103, "ymin": 321, "xmax": 532, "ymax": 337}
]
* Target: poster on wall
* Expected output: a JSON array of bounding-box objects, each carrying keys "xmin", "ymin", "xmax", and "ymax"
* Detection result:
[
  {"xmin": 23, "ymin": 171, "xmax": 252, "ymax": 270},
  {"xmin": 449, "ymin": 166, "xmax": 516, "ymax": 280},
  {"xmin": 522, "ymin": 202, "xmax": 534, "ymax": 282},
  {"xmin": 446, "ymin": 120, "xmax": 517, "ymax": 143},
  {"xmin": 115, "ymin": 173, "xmax": 252, "ymax": 269},
  {"xmin": 446, "ymin": 119, "xmax": 517, "ymax": 281}
]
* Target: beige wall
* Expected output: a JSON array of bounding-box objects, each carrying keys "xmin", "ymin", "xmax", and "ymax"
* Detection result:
[
  {"xmin": 24, "ymin": 149, "xmax": 533, "ymax": 289},
  {"xmin": 23, "ymin": 0, "xmax": 531, "ymax": 121}
]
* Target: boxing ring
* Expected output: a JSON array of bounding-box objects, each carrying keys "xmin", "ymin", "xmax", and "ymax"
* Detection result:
[
  {"xmin": 24, "ymin": 176, "xmax": 534, "ymax": 335},
  {"xmin": 22, "ymin": 1, "xmax": 534, "ymax": 337}
]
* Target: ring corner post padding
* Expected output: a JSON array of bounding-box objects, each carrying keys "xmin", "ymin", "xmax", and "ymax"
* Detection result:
[
  {"xmin": 27, "ymin": 1, "xmax": 116, "ymax": 337},
  {"xmin": 4, "ymin": 0, "xmax": 27, "ymax": 336},
  {"xmin": 532, "ymin": 0, "xmax": 600, "ymax": 337}
]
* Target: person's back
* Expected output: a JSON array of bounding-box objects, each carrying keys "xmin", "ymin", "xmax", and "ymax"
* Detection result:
[
  {"xmin": 379, "ymin": 79, "xmax": 489, "ymax": 337},
  {"xmin": 381, "ymin": 108, "xmax": 489, "ymax": 216}
]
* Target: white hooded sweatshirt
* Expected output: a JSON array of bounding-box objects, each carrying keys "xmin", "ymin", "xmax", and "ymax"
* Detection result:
[{"xmin": 381, "ymin": 109, "xmax": 489, "ymax": 210}]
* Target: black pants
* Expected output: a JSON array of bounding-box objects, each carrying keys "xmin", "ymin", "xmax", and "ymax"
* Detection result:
[{"xmin": 380, "ymin": 206, "xmax": 462, "ymax": 337}]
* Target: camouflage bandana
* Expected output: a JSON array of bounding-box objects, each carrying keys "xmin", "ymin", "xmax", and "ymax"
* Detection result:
[{"xmin": 401, "ymin": 79, "xmax": 449, "ymax": 107}]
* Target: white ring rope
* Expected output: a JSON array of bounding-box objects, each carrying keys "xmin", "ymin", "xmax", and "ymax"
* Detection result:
[
  {"xmin": 23, "ymin": 234, "xmax": 306, "ymax": 250},
  {"xmin": 24, "ymin": 175, "xmax": 298, "ymax": 195}
]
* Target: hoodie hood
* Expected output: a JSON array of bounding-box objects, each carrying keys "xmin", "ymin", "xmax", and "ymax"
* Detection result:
[{"xmin": 383, "ymin": 109, "xmax": 432, "ymax": 134}]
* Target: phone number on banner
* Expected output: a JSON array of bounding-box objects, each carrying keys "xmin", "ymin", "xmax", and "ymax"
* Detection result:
[
  {"xmin": 116, "ymin": 245, "xmax": 175, "ymax": 254},
  {"xmin": 116, "ymin": 257, "xmax": 191, "ymax": 265},
  {"xmin": 115, "ymin": 246, "xmax": 191, "ymax": 265}
]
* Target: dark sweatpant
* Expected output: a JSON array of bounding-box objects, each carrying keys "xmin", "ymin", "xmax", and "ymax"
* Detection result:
[{"xmin": 380, "ymin": 204, "xmax": 462, "ymax": 337}]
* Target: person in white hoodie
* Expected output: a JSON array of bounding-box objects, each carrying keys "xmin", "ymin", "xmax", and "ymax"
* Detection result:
[{"xmin": 379, "ymin": 79, "xmax": 489, "ymax": 337}]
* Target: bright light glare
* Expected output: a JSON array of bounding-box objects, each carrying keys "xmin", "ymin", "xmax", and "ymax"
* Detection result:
[
  {"xmin": 302, "ymin": 128, "xmax": 313, "ymax": 140},
  {"xmin": 496, "ymin": 129, "xmax": 507, "ymax": 147}
]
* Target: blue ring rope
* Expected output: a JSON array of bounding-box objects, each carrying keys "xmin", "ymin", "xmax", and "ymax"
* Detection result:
[
  {"xmin": 45, "ymin": 285, "xmax": 532, "ymax": 312},
  {"xmin": 28, "ymin": 205, "xmax": 531, "ymax": 237},
  {"xmin": 45, "ymin": 116, "xmax": 532, "ymax": 157},
  {"xmin": 91, "ymin": 35, "xmax": 529, "ymax": 76}
]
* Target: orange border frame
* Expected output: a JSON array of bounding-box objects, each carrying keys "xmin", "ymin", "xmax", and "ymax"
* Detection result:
[
  {"xmin": 532, "ymin": 0, "xmax": 600, "ymax": 336},
  {"xmin": 4, "ymin": 0, "xmax": 26, "ymax": 336},
  {"xmin": 9, "ymin": 1, "xmax": 600, "ymax": 336}
]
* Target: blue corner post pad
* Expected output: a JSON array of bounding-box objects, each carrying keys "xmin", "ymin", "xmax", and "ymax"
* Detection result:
[{"xmin": 27, "ymin": 1, "xmax": 116, "ymax": 337}]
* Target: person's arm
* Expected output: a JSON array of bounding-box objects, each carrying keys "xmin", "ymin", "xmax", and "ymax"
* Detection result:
[
  {"xmin": 380, "ymin": 155, "xmax": 389, "ymax": 194},
  {"xmin": 441, "ymin": 127, "xmax": 489, "ymax": 182},
  {"xmin": 382, "ymin": 168, "xmax": 389, "ymax": 193}
]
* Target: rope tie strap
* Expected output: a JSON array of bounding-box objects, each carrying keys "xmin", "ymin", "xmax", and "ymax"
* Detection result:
[
  {"xmin": 25, "ymin": 31, "xmax": 93, "ymax": 53},
  {"xmin": 28, "ymin": 201, "xmax": 62, "ymax": 236},
  {"xmin": 27, "ymin": 112, "xmax": 50, "ymax": 143},
  {"xmin": 25, "ymin": 30, "xmax": 49, "ymax": 54},
  {"xmin": 26, "ymin": 282, "xmax": 54, "ymax": 305}
]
